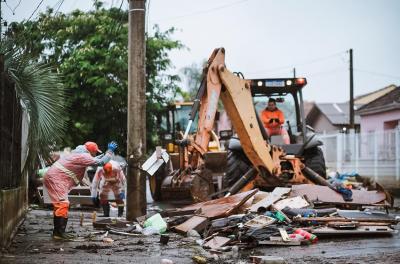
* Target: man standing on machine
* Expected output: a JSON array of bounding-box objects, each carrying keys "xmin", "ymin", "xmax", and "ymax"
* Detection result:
[{"xmin": 261, "ymin": 98, "xmax": 290, "ymax": 144}]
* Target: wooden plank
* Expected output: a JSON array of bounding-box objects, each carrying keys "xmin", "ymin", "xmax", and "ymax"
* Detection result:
[
  {"xmin": 203, "ymin": 236, "xmax": 231, "ymax": 249},
  {"xmin": 312, "ymin": 226, "xmax": 397, "ymax": 236},
  {"xmin": 174, "ymin": 215, "xmax": 209, "ymax": 234},
  {"xmin": 182, "ymin": 189, "xmax": 258, "ymax": 219},
  {"xmin": 258, "ymin": 240, "xmax": 301, "ymax": 246},
  {"xmin": 160, "ymin": 208, "xmax": 197, "ymax": 217},
  {"xmin": 249, "ymin": 187, "xmax": 291, "ymax": 212},
  {"xmin": 294, "ymin": 217, "xmax": 398, "ymax": 224},
  {"xmin": 291, "ymin": 184, "xmax": 387, "ymax": 205},
  {"xmin": 274, "ymin": 196, "xmax": 309, "ymax": 210}
]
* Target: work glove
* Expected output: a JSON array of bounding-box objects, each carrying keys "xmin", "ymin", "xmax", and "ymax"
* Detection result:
[{"xmin": 107, "ymin": 141, "xmax": 118, "ymax": 152}]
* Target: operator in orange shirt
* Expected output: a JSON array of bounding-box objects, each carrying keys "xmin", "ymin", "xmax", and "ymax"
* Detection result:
[{"xmin": 261, "ymin": 98, "xmax": 290, "ymax": 144}]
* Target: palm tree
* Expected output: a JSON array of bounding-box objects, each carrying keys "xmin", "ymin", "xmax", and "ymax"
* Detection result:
[{"xmin": 1, "ymin": 38, "xmax": 68, "ymax": 173}]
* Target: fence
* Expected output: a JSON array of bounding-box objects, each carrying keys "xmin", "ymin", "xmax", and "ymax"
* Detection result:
[
  {"xmin": 0, "ymin": 54, "xmax": 22, "ymax": 189},
  {"xmin": 319, "ymin": 129, "xmax": 400, "ymax": 182}
]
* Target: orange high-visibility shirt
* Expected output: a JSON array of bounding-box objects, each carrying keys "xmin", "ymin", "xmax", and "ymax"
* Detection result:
[{"xmin": 261, "ymin": 108, "xmax": 285, "ymax": 128}]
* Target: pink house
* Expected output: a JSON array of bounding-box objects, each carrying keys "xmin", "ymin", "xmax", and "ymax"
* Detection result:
[{"xmin": 357, "ymin": 87, "xmax": 400, "ymax": 132}]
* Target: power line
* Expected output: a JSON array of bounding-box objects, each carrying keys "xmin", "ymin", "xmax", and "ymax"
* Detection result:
[
  {"xmin": 152, "ymin": 0, "xmax": 251, "ymax": 22},
  {"xmin": 307, "ymin": 67, "xmax": 345, "ymax": 78},
  {"xmin": 5, "ymin": 0, "xmax": 15, "ymax": 15},
  {"xmin": 111, "ymin": 0, "xmax": 125, "ymax": 35},
  {"xmin": 12, "ymin": 0, "xmax": 22, "ymax": 14},
  {"xmin": 146, "ymin": 0, "xmax": 151, "ymax": 33},
  {"xmin": 27, "ymin": 0, "xmax": 45, "ymax": 21},
  {"xmin": 246, "ymin": 50, "xmax": 347, "ymax": 75},
  {"xmin": 354, "ymin": 69, "xmax": 400, "ymax": 80},
  {"xmin": 55, "ymin": 0, "xmax": 64, "ymax": 14}
]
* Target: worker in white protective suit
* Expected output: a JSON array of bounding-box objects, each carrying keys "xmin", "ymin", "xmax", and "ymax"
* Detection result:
[
  {"xmin": 43, "ymin": 141, "xmax": 118, "ymax": 240},
  {"xmin": 91, "ymin": 161, "xmax": 126, "ymax": 217}
]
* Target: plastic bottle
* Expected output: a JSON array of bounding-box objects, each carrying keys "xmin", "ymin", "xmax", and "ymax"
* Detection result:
[{"xmin": 294, "ymin": 228, "xmax": 318, "ymax": 243}]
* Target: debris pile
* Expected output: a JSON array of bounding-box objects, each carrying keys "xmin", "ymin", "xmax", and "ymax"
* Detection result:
[
  {"xmin": 90, "ymin": 180, "xmax": 398, "ymax": 262},
  {"xmin": 161, "ymin": 183, "xmax": 398, "ymax": 254}
]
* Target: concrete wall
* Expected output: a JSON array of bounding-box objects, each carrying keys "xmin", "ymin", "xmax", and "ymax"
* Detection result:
[
  {"xmin": 0, "ymin": 185, "xmax": 27, "ymax": 249},
  {"xmin": 360, "ymin": 109, "xmax": 400, "ymax": 132}
]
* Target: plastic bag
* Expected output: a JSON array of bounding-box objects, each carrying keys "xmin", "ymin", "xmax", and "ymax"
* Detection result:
[{"xmin": 143, "ymin": 213, "xmax": 167, "ymax": 234}]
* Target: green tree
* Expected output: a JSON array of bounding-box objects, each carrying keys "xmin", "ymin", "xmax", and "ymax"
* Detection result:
[
  {"xmin": 0, "ymin": 39, "xmax": 68, "ymax": 173},
  {"xmin": 8, "ymin": 1, "xmax": 182, "ymax": 154}
]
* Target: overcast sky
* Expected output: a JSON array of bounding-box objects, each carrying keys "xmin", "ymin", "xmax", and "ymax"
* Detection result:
[{"xmin": 3, "ymin": 0, "xmax": 400, "ymax": 102}]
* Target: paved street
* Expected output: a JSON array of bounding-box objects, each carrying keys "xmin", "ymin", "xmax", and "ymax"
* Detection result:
[{"xmin": 1, "ymin": 205, "xmax": 399, "ymax": 264}]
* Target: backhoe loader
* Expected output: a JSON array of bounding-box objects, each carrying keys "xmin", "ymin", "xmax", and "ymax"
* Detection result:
[{"xmin": 142, "ymin": 48, "xmax": 327, "ymax": 202}]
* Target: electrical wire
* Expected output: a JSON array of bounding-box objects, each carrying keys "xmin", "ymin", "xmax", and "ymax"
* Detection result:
[
  {"xmin": 5, "ymin": 0, "xmax": 15, "ymax": 15},
  {"xmin": 354, "ymin": 69, "xmax": 400, "ymax": 80},
  {"xmin": 12, "ymin": 0, "xmax": 23, "ymax": 14},
  {"xmin": 152, "ymin": 0, "xmax": 251, "ymax": 22},
  {"xmin": 307, "ymin": 67, "xmax": 345, "ymax": 77},
  {"xmin": 27, "ymin": 0, "xmax": 45, "ymax": 21},
  {"xmin": 55, "ymin": 0, "xmax": 65, "ymax": 14},
  {"xmin": 246, "ymin": 50, "xmax": 347, "ymax": 75},
  {"xmin": 146, "ymin": 0, "xmax": 151, "ymax": 33},
  {"xmin": 109, "ymin": 0, "xmax": 125, "ymax": 36}
]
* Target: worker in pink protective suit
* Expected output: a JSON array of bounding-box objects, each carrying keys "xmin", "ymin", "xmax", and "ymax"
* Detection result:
[
  {"xmin": 91, "ymin": 161, "xmax": 126, "ymax": 218},
  {"xmin": 43, "ymin": 141, "xmax": 118, "ymax": 240}
]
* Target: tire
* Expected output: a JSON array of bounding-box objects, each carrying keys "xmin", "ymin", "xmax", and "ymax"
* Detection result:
[
  {"xmin": 303, "ymin": 147, "xmax": 327, "ymax": 178},
  {"xmin": 149, "ymin": 164, "xmax": 166, "ymax": 201},
  {"xmin": 223, "ymin": 149, "xmax": 252, "ymax": 189}
]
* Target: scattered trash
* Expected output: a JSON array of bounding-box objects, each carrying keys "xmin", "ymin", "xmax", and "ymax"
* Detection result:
[
  {"xmin": 250, "ymin": 255, "xmax": 286, "ymax": 264},
  {"xmin": 244, "ymin": 215, "xmax": 276, "ymax": 228},
  {"xmin": 102, "ymin": 237, "xmax": 114, "ymax": 243},
  {"xmin": 142, "ymin": 226, "xmax": 161, "ymax": 236},
  {"xmin": 203, "ymin": 236, "xmax": 231, "ymax": 249},
  {"xmin": 292, "ymin": 228, "xmax": 318, "ymax": 244},
  {"xmin": 160, "ymin": 258, "xmax": 174, "ymax": 264},
  {"xmin": 187, "ymin": 229, "xmax": 201, "ymax": 238},
  {"xmin": 80, "ymin": 213, "xmax": 84, "ymax": 226},
  {"xmin": 192, "ymin": 255, "xmax": 207, "ymax": 264},
  {"xmin": 155, "ymin": 174, "xmax": 398, "ymax": 253},
  {"xmin": 160, "ymin": 234, "xmax": 170, "ymax": 245},
  {"xmin": 143, "ymin": 213, "xmax": 167, "ymax": 234},
  {"xmin": 92, "ymin": 211, "xmax": 97, "ymax": 223}
]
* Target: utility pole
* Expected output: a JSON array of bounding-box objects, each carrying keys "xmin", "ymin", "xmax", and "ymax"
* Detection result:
[
  {"xmin": 293, "ymin": 68, "xmax": 296, "ymax": 78},
  {"xmin": 127, "ymin": 0, "xmax": 146, "ymax": 220},
  {"xmin": 349, "ymin": 49, "xmax": 354, "ymax": 130},
  {"xmin": 0, "ymin": 0, "xmax": 3, "ymax": 41}
]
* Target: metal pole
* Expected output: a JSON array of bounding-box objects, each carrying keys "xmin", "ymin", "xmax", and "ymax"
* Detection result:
[
  {"xmin": 395, "ymin": 127, "xmax": 399, "ymax": 181},
  {"xmin": 127, "ymin": 0, "xmax": 146, "ymax": 220},
  {"xmin": 336, "ymin": 133, "xmax": 342, "ymax": 172},
  {"xmin": 0, "ymin": 0, "xmax": 2, "ymax": 41},
  {"xmin": 349, "ymin": 49, "xmax": 354, "ymax": 129},
  {"xmin": 374, "ymin": 131, "xmax": 378, "ymax": 181},
  {"xmin": 355, "ymin": 131, "xmax": 359, "ymax": 173}
]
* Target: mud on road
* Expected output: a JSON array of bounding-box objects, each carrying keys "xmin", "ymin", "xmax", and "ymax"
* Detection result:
[{"xmin": 1, "ymin": 207, "xmax": 400, "ymax": 264}]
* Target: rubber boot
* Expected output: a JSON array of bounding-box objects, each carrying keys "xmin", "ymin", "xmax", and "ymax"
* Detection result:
[
  {"xmin": 60, "ymin": 217, "xmax": 75, "ymax": 239},
  {"xmin": 52, "ymin": 216, "xmax": 73, "ymax": 241},
  {"xmin": 102, "ymin": 203, "xmax": 110, "ymax": 217},
  {"xmin": 118, "ymin": 206, "xmax": 124, "ymax": 217}
]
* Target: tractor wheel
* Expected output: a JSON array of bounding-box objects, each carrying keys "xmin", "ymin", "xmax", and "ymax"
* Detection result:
[
  {"xmin": 303, "ymin": 147, "xmax": 327, "ymax": 178},
  {"xmin": 223, "ymin": 149, "xmax": 252, "ymax": 189},
  {"xmin": 149, "ymin": 164, "xmax": 167, "ymax": 201}
]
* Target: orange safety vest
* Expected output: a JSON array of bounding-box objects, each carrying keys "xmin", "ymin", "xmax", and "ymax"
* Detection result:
[{"xmin": 261, "ymin": 108, "xmax": 285, "ymax": 128}]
